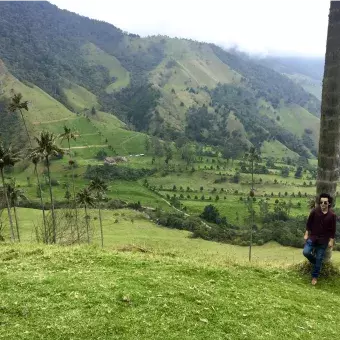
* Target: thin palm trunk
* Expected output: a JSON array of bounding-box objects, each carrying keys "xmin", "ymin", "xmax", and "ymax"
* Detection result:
[
  {"xmin": 46, "ymin": 156, "xmax": 57, "ymax": 243},
  {"xmin": 13, "ymin": 205, "xmax": 20, "ymax": 243},
  {"xmin": 68, "ymin": 138, "xmax": 79, "ymax": 243},
  {"xmin": 251, "ymin": 160, "xmax": 254, "ymax": 191},
  {"xmin": 99, "ymin": 205, "xmax": 103, "ymax": 248},
  {"xmin": 19, "ymin": 109, "xmax": 32, "ymax": 149},
  {"xmin": 249, "ymin": 199, "xmax": 253, "ymax": 262},
  {"xmin": 34, "ymin": 164, "xmax": 47, "ymax": 243},
  {"xmin": 0, "ymin": 169, "xmax": 15, "ymax": 241},
  {"xmin": 84, "ymin": 204, "xmax": 90, "ymax": 244},
  {"xmin": 316, "ymin": 2, "xmax": 340, "ymax": 202}
]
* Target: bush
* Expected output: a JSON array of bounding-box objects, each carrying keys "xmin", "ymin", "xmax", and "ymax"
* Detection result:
[
  {"xmin": 107, "ymin": 199, "xmax": 127, "ymax": 209},
  {"xmin": 50, "ymin": 179, "xmax": 60, "ymax": 186},
  {"xmin": 85, "ymin": 164, "xmax": 156, "ymax": 181}
]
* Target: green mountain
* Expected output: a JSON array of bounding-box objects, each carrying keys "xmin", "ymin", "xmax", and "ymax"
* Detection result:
[
  {"xmin": 258, "ymin": 56, "xmax": 324, "ymax": 100},
  {"xmin": 0, "ymin": 59, "xmax": 147, "ymax": 157},
  {"xmin": 0, "ymin": 1, "xmax": 321, "ymax": 158}
]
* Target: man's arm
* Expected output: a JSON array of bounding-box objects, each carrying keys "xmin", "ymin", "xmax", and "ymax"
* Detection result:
[
  {"xmin": 304, "ymin": 209, "xmax": 315, "ymax": 241},
  {"xmin": 329, "ymin": 214, "xmax": 336, "ymax": 248}
]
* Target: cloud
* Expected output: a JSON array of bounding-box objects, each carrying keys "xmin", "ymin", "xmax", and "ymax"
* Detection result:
[{"xmin": 50, "ymin": 0, "xmax": 329, "ymax": 56}]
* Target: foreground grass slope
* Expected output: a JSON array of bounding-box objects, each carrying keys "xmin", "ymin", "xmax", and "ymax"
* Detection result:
[
  {"xmin": 1, "ymin": 208, "xmax": 340, "ymax": 339},
  {"xmin": 1, "ymin": 239, "xmax": 340, "ymax": 339}
]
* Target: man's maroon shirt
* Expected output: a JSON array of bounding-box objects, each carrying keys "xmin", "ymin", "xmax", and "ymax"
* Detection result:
[{"xmin": 306, "ymin": 207, "xmax": 336, "ymax": 244}]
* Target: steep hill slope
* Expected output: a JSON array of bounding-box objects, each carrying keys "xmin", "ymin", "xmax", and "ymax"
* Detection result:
[
  {"xmin": 0, "ymin": 59, "xmax": 146, "ymax": 156},
  {"xmin": 0, "ymin": 1, "xmax": 321, "ymax": 157},
  {"xmin": 259, "ymin": 56, "xmax": 324, "ymax": 100}
]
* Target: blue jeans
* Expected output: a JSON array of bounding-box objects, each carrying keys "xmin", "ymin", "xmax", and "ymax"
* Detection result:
[{"xmin": 303, "ymin": 239, "xmax": 327, "ymax": 278}]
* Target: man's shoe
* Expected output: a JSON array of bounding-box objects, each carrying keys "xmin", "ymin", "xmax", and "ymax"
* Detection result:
[{"xmin": 311, "ymin": 278, "xmax": 317, "ymax": 286}]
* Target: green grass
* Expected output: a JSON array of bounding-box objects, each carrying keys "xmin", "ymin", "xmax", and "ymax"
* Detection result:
[
  {"xmin": 81, "ymin": 42, "xmax": 130, "ymax": 92},
  {"xmin": 285, "ymin": 73, "xmax": 322, "ymax": 100},
  {"xmin": 277, "ymin": 104, "xmax": 319, "ymax": 140},
  {"xmin": 1, "ymin": 208, "xmax": 340, "ymax": 339},
  {"xmin": 261, "ymin": 140, "xmax": 299, "ymax": 160},
  {"xmin": 0, "ymin": 72, "xmax": 74, "ymax": 137},
  {"xmin": 63, "ymin": 82, "xmax": 100, "ymax": 112}
]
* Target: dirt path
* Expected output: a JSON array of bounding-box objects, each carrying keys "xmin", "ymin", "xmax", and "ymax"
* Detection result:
[
  {"xmin": 32, "ymin": 117, "xmax": 77, "ymax": 125},
  {"xmin": 120, "ymin": 134, "xmax": 140, "ymax": 153},
  {"xmin": 157, "ymin": 196, "xmax": 210, "ymax": 229},
  {"xmin": 62, "ymin": 144, "xmax": 108, "ymax": 150}
]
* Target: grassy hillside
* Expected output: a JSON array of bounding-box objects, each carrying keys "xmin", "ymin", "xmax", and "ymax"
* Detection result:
[
  {"xmin": 260, "ymin": 140, "xmax": 299, "ymax": 160},
  {"xmin": 1, "ymin": 209, "xmax": 340, "ymax": 339},
  {"xmin": 81, "ymin": 42, "xmax": 130, "ymax": 93},
  {"xmin": 0, "ymin": 62, "xmax": 147, "ymax": 157},
  {"xmin": 63, "ymin": 81, "xmax": 100, "ymax": 112},
  {"xmin": 285, "ymin": 73, "xmax": 322, "ymax": 100}
]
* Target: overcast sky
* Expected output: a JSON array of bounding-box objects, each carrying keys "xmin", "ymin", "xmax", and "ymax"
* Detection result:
[{"xmin": 50, "ymin": 0, "xmax": 330, "ymax": 57}]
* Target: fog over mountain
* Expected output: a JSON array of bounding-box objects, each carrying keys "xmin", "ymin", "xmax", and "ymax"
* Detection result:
[{"xmin": 50, "ymin": 0, "xmax": 329, "ymax": 57}]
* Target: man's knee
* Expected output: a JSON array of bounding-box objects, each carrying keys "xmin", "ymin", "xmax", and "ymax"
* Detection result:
[{"xmin": 303, "ymin": 248, "xmax": 311, "ymax": 257}]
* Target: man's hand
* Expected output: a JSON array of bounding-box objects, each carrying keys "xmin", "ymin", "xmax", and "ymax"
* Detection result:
[
  {"xmin": 328, "ymin": 239, "xmax": 334, "ymax": 248},
  {"xmin": 303, "ymin": 232, "xmax": 309, "ymax": 242}
]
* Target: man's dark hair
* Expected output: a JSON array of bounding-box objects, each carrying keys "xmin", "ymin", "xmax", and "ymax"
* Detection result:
[{"xmin": 319, "ymin": 193, "xmax": 333, "ymax": 205}]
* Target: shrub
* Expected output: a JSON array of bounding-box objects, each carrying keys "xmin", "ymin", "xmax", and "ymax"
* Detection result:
[{"xmin": 85, "ymin": 164, "xmax": 156, "ymax": 181}]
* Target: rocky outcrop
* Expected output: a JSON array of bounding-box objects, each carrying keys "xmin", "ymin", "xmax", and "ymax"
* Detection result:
[{"xmin": 104, "ymin": 156, "xmax": 128, "ymax": 165}]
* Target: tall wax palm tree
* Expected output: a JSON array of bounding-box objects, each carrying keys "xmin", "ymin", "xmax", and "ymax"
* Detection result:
[
  {"xmin": 7, "ymin": 179, "xmax": 28, "ymax": 242},
  {"xmin": 89, "ymin": 177, "xmax": 108, "ymax": 248},
  {"xmin": 0, "ymin": 143, "xmax": 20, "ymax": 241},
  {"xmin": 317, "ymin": 1, "xmax": 340, "ymax": 202},
  {"xmin": 76, "ymin": 188, "xmax": 95, "ymax": 244},
  {"xmin": 9, "ymin": 92, "xmax": 47, "ymax": 234},
  {"xmin": 244, "ymin": 146, "xmax": 261, "ymax": 192},
  {"xmin": 29, "ymin": 131, "xmax": 63, "ymax": 244},
  {"xmin": 29, "ymin": 154, "xmax": 48, "ymax": 242},
  {"xmin": 244, "ymin": 146, "xmax": 261, "ymax": 262},
  {"xmin": 60, "ymin": 125, "xmax": 79, "ymax": 240},
  {"xmin": 8, "ymin": 93, "xmax": 31, "ymax": 147}
]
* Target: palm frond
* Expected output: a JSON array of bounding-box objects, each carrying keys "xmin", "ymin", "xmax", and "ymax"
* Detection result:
[
  {"xmin": 8, "ymin": 93, "xmax": 29, "ymax": 113},
  {"xmin": 0, "ymin": 142, "xmax": 21, "ymax": 169},
  {"xmin": 76, "ymin": 188, "xmax": 96, "ymax": 207}
]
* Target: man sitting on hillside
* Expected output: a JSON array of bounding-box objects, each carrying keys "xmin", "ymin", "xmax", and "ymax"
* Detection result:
[{"xmin": 303, "ymin": 193, "xmax": 336, "ymax": 285}]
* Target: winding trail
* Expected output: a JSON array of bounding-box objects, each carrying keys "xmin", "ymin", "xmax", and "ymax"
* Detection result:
[
  {"xmin": 62, "ymin": 144, "xmax": 108, "ymax": 150},
  {"xmin": 32, "ymin": 117, "xmax": 77, "ymax": 125}
]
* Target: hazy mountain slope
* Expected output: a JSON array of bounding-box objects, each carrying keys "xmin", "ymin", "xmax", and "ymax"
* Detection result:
[{"xmin": 259, "ymin": 56, "xmax": 324, "ymax": 100}]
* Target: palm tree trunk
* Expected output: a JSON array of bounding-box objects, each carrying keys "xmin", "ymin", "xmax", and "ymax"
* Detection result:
[
  {"xmin": 13, "ymin": 206, "xmax": 20, "ymax": 242},
  {"xmin": 34, "ymin": 164, "xmax": 48, "ymax": 243},
  {"xmin": 99, "ymin": 205, "xmax": 103, "ymax": 248},
  {"xmin": 316, "ymin": 2, "xmax": 340, "ymax": 202},
  {"xmin": 251, "ymin": 160, "xmax": 254, "ymax": 191},
  {"xmin": 84, "ymin": 204, "xmax": 90, "ymax": 244},
  {"xmin": 68, "ymin": 138, "xmax": 79, "ymax": 243},
  {"xmin": 19, "ymin": 109, "xmax": 32, "ymax": 149},
  {"xmin": 0, "ymin": 169, "xmax": 15, "ymax": 241},
  {"xmin": 46, "ymin": 156, "xmax": 57, "ymax": 243},
  {"xmin": 249, "ymin": 199, "xmax": 253, "ymax": 262}
]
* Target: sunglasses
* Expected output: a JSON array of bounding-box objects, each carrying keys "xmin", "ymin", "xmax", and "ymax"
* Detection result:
[{"xmin": 320, "ymin": 201, "xmax": 329, "ymax": 205}]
